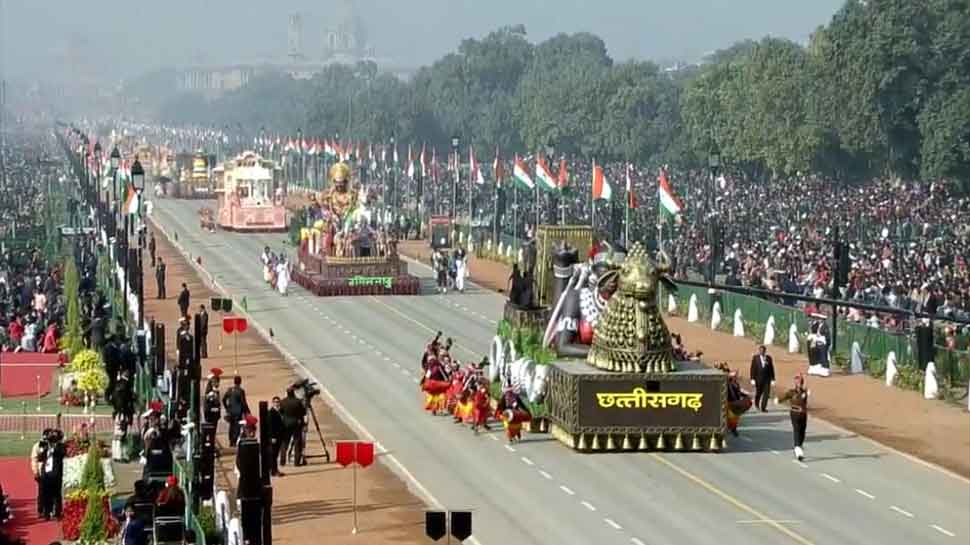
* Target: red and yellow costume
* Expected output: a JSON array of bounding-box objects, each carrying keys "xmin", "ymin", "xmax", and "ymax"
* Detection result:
[
  {"xmin": 470, "ymin": 385, "xmax": 492, "ymax": 430},
  {"xmin": 496, "ymin": 389, "xmax": 532, "ymax": 443},
  {"xmin": 725, "ymin": 372, "xmax": 752, "ymax": 434},
  {"xmin": 421, "ymin": 358, "xmax": 450, "ymax": 415}
]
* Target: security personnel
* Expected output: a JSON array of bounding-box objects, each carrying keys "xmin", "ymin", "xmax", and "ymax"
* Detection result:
[
  {"xmin": 155, "ymin": 257, "xmax": 167, "ymax": 299},
  {"xmin": 204, "ymin": 368, "xmax": 223, "ymax": 426},
  {"xmin": 278, "ymin": 387, "xmax": 307, "ymax": 467},
  {"xmin": 197, "ymin": 304, "xmax": 209, "ymax": 358},
  {"xmin": 175, "ymin": 318, "xmax": 194, "ymax": 408},
  {"xmin": 222, "ymin": 376, "xmax": 250, "ymax": 446}
]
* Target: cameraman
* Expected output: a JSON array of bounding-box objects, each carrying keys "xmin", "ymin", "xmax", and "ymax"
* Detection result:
[
  {"xmin": 278, "ymin": 386, "xmax": 307, "ymax": 468},
  {"xmin": 37, "ymin": 429, "xmax": 65, "ymax": 520}
]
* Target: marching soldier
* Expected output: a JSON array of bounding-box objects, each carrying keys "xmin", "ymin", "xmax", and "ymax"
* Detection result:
[
  {"xmin": 777, "ymin": 374, "xmax": 810, "ymax": 461},
  {"xmin": 197, "ymin": 303, "xmax": 209, "ymax": 358}
]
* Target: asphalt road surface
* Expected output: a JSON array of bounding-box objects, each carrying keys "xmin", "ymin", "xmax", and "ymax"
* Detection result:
[{"xmin": 148, "ymin": 196, "xmax": 970, "ymax": 545}]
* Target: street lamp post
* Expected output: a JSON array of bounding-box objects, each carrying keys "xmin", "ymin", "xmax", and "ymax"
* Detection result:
[
  {"xmin": 451, "ymin": 136, "xmax": 460, "ymax": 223},
  {"xmin": 297, "ymin": 128, "xmax": 304, "ymax": 189},
  {"xmin": 707, "ymin": 148, "xmax": 721, "ymax": 284},
  {"xmin": 389, "ymin": 135, "xmax": 396, "ymax": 215},
  {"xmin": 94, "ymin": 142, "xmax": 102, "ymax": 234},
  {"xmin": 545, "ymin": 144, "xmax": 555, "ymax": 228},
  {"xmin": 110, "ymin": 146, "xmax": 121, "ymax": 235},
  {"xmin": 131, "ymin": 159, "xmax": 145, "ymax": 328}
]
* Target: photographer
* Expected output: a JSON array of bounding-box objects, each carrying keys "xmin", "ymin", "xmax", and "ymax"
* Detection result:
[{"xmin": 279, "ymin": 386, "xmax": 307, "ymax": 467}]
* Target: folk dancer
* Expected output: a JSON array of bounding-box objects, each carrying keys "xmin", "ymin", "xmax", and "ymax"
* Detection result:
[
  {"xmin": 470, "ymin": 383, "xmax": 492, "ymax": 433},
  {"xmin": 261, "ymin": 246, "xmax": 273, "ymax": 285},
  {"xmin": 276, "ymin": 257, "xmax": 290, "ymax": 296},
  {"xmin": 777, "ymin": 374, "xmax": 810, "ymax": 461},
  {"xmin": 446, "ymin": 361, "xmax": 467, "ymax": 419},
  {"xmin": 453, "ymin": 246, "xmax": 468, "ymax": 293},
  {"xmin": 725, "ymin": 370, "xmax": 752, "ymax": 436},
  {"xmin": 496, "ymin": 387, "xmax": 532, "ymax": 444},
  {"xmin": 421, "ymin": 355, "xmax": 451, "ymax": 415}
]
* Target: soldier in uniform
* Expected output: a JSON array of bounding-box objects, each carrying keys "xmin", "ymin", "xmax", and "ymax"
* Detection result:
[
  {"xmin": 777, "ymin": 374, "xmax": 810, "ymax": 461},
  {"xmin": 204, "ymin": 368, "xmax": 224, "ymax": 426}
]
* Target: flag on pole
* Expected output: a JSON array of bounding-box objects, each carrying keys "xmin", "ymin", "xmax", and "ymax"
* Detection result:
[
  {"xmin": 369, "ymin": 143, "xmax": 377, "ymax": 172},
  {"xmin": 513, "ymin": 156, "xmax": 535, "ymax": 191},
  {"xmin": 420, "ymin": 144, "xmax": 427, "ymax": 179},
  {"xmin": 626, "ymin": 163, "xmax": 638, "ymax": 209},
  {"xmin": 470, "ymin": 147, "xmax": 484, "ymax": 185},
  {"xmin": 431, "ymin": 147, "xmax": 439, "ymax": 182},
  {"xmin": 557, "ymin": 159, "xmax": 569, "ymax": 190},
  {"xmin": 393, "ymin": 144, "xmax": 399, "ymax": 164},
  {"xmin": 535, "ymin": 155, "xmax": 557, "ymax": 192},
  {"xmin": 493, "ymin": 147, "xmax": 505, "ymax": 186},
  {"xmin": 406, "ymin": 144, "xmax": 415, "ymax": 179},
  {"xmin": 658, "ymin": 168, "xmax": 683, "ymax": 217},
  {"xmin": 123, "ymin": 181, "xmax": 140, "ymax": 215},
  {"xmin": 592, "ymin": 160, "xmax": 612, "ymax": 201}
]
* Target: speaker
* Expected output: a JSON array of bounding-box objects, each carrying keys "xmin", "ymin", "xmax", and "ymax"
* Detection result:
[
  {"xmin": 916, "ymin": 325, "xmax": 934, "ymax": 370},
  {"xmin": 236, "ymin": 439, "xmax": 263, "ymax": 500}
]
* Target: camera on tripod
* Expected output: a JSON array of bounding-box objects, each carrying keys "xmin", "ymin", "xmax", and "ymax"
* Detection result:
[{"xmin": 291, "ymin": 378, "xmax": 320, "ymax": 403}]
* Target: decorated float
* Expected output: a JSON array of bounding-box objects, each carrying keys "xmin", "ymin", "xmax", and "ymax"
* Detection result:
[
  {"xmin": 292, "ymin": 162, "xmax": 419, "ymax": 296},
  {"xmin": 488, "ymin": 226, "xmax": 728, "ymax": 452},
  {"xmin": 214, "ymin": 151, "xmax": 287, "ymax": 231}
]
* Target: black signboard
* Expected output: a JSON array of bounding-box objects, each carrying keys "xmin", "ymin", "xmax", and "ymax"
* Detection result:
[{"xmin": 578, "ymin": 378, "xmax": 723, "ymax": 429}]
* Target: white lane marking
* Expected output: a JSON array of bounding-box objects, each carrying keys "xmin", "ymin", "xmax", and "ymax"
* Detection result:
[
  {"xmin": 820, "ymin": 473, "xmax": 841, "ymax": 483},
  {"xmin": 488, "ymin": 319, "xmax": 497, "ymax": 324},
  {"xmin": 581, "ymin": 501, "xmax": 597, "ymax": 512},
  {"xmin": 382, "ymin": 356, "xmax": 390, "ymax": 361},
  {"xmin": 631, "ymin": 539, "xmax": 646, "ymax": 545},
  {"xmin": 855, "ymin": 489, "xmax": 875, "ymax": 499},
  {"xmin": 539, "ymin": 470, "xmax": 553, "ymax": 480},
  {"xmin": 890, "ymin": 506, "xmax": 914, "ymax": 518},
  {"xmin": 559, "ymin": 485, "xmax": 575, "ymax": 496},
  {"xmin": 739, "ymin": 436, "xmax": 753, "ymax": 442},
  {"xmin": 604, "ymin": 518, "xmax": 623, "ymax": 530},
  {"xmin": 504, "ymin": 444, "xmax": 516, "ymax": 452},
  {"xmin": 375, "ymin": 350, "xmax": 382, "ymax": 356},
  {"xmin": 930, "ymin": 525, "xmax": 955, "ymax": 537},
  {"xmin": 392, "ymin": 362, "xmax": 401, "ymax": 368},
  {"xmin": 770, "ymin": 449, "xmax": 782, "ymax": 456},
  {"xmin": 793, "ymin": 460, "xmax": 809, "ymax": 469},
  {"xmin": 488, "ymin": 435, "xmax": 499, "ymax": 442},
  {"xmin": 411, "ymin": 377, "xmax": 420, "ymax": 384},
  {"xmin": 737, "ymin": 520, "xmax": 802, "ymax": 524},
  {"xmin": 400, "ymin": 369, "xmax": 409, "ymax": 375},
  {"xmin": 520, "ymin": 457, "xmax": 535, "ymax": 466}
]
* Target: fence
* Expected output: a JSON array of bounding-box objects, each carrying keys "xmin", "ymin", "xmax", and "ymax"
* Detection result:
[{"xmin": 662, "ymin": 283, "xmax": 970, "ymax": 387}]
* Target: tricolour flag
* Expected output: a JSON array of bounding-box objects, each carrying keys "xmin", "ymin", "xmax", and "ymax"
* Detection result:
[
  {"xmin": 406, "ymin": 144, "xmax": 415, "ymax": 179},
  {"xmin": 420, "ymin": 144, "xmax": 427, "ymax": 179},
  {"xmin": 470, "ymin": 148, "xmax": 484, "ymax": 185},
  {"xmin": 493, "ymin": 148, "xmax": 505, "ymax": 186},
  {"xmin": 512, "ymin": 156, "xmax": 534, "ymax": 191},
  {"xmin": 123, "ymin": 181, "xmax": 140, "ymax": 215},
  {"xmin": 557, "ymin": 159, "xmax": 569, "ymax": 189},
  {"xmin": 658, "ymin": 168, "xmax": 683, "ymax": 216},
  {"xmin": 535, "ymin": 155, "xmax": 557, "ymax": 192},
  {"xmin": 626, "ymin": 163, "xmax": 638, "ymax": 209},
  {"xmin": 592, "ymin": 160, "xmax": 612, "ymax": 201}
]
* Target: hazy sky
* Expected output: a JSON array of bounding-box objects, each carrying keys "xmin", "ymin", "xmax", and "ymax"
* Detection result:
[{"xmin": 0, "ymin": 0, "xmax": 845, "ymax": 82}]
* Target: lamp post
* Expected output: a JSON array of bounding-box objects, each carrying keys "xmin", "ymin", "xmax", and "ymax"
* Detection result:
[
  {"xmin": 389, "ymin": 134, "xmax": 396, "ymax": 215},
  {"xmin": 110, "ymin": 146, "xmax": 121, "ymax": 236},
  {"xmin": 707, "ymin": 148, "xmax": 721, "ymax": 283},
  {"xmin": 131, "ymin": 159, "xmax": 146, "ymax": 328},
  {"xmin": 94, "ymin": 142, "xmax": 102, "ymax": 234},
  {"xmin": 297, "ymin": 128, "xmax": 304, "ymax": 189},
  {"xmin": 545, "ymin": 144, "xmax": 555, "ymax": 228},
  {"xmin": 451, "ymin": 136, "xmax": 460, "ymax": 223}
]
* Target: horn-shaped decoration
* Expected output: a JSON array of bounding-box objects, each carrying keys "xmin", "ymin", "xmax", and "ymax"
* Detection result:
[
  {"xmin": 709, "ymin": 433, "xmax": 720, "ymax": 451},
  {"xmin": 721, "ymin": 436, "xmax": 729, "ymax": 450},
  {"xmin": 655, "ymin": 434, "xmax": 666, "ymax": 450},
  {"xmin": 622, "ymin": 434, "xmax": 632, "ymax": 450},
  {"xmin": 638, "ymin": 433, "xmax": 649, "ymax": 451},
  {"xmin": 674, "ymin": 433, "xmax": 684, "ymax": 451},
  {"xmin": 591, "ymin": 434, "xmax": 601, "ymax": 451},
  {"xmin": 540, "ymin": 419, "xmax": 548, "ymax": 433},
  {"xmin": 606, "ymin": 434, "xmax": 616, "ymax": 450},
  {"xmin": 577, "ymin": 434, "xmax": 587, "ymax": 451},
  {"xmin": 691, "ymin": 434, "xmax": 702, "ymax": 451}
]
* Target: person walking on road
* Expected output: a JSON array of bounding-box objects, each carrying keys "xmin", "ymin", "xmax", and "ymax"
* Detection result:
[
  {"xmin": 197, "ymin": 304, "xmax": 209, "ymax": 358},
  {"xmin": 222, "ymin": 375, "xmax": 250, "ymax": 446},
  {"xmin": 155, "ymin": 258, "xmax": 167, "ymax": 299},
  {"xmin": 749, "ymin": 345, "xmax": 775, "ymax": 412},
  {"xmin": 777, "ymin": 374, "xmax": 810, "ymax": 461},
  {"xmin": 148, "ymin": 233, "xmax": 157, "ymax": 267},
  {"xmin": 177, "ymin": 283, "xmax": 190, "ymax": 318}
]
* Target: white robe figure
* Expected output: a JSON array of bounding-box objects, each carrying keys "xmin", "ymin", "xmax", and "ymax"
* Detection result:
[
  {"xmin": 687, "ymin": 294, "xmax": 699, "ymax": 323},
  {"xmin": 764, "ymin": 315, "xmax": 776, "ymax": 346},
  {"xmin": 850, "ymin": 341, "xmax": 864, "ymax": 374},
  {"xmin": 710, "ymin": 301, "xmax": 722, "ymax": 330},
  {"xmin": 667, "ymin": 294, "xmax": 677, "ymax": 314},
  {"xmin": 733, "ymin": 309, "xmax": 745, "ymax": 337},
  {"xmin": 276, "ymin": 262, "xmax": 290, "ymax": 295},
  {"xmin": 455, "ymin": 257, "xmax": 467, "ymax": 293},
  {"xmin": 885, "ymin": 351, "xmax": 898, "ymax": 386},
  {"xmin": 924, "ymin": 362, "xmax": 939, "ymax": 399},
  {"xmin": 788, "ymin": 323, "xmax": 799, "ymax": 353}
]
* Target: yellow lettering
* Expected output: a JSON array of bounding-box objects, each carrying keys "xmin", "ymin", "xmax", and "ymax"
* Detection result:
[
  {"xmin": 596, "ymin": 393, "xmax": 618, "ymax": 408},
  {"xmin": 594, "ymin": 389, "xmax": 704, "ymax": 412}
]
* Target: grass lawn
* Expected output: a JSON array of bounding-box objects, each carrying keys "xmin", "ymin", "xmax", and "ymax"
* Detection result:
[{"xmin": 0, "ymin": 432, "xmax": 38, "ymax": 456}]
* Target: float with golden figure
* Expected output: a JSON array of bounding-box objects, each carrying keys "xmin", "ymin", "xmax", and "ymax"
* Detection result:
[
  {"xmin": 484, "ymin": 227, "xmax": 727, "ymax": 452},
  {"xmin": 291, "ymin": 162, "xmax": 419, "ymax": 296}
]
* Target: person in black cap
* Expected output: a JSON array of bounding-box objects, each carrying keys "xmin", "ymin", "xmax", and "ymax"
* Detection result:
[
  {"xmin": 222, "ymin": 376, "xmax": 250, "ymax": 446},
  {"xmin": 278, "ymin": 387, "xmax": 307, "ymax": 467}
]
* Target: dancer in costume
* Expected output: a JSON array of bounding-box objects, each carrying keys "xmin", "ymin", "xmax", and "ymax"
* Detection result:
[
  {"xmin": 777, "ymin": 374, "xmax": 810, "ymax": 460},
  {"xmin": 470, "ymin": 382, "xmax": 492, "ymax": 433},
  {"xmin": 421, "ymin": 353, "xmax": 451, "ymax": 415},
  {"xmin": 276, "ymin": 257, "xmax": 290, "ymax": 296},
  {"xmin": 725, "ymin": 370, "xmax": 752, "ymax": 436},
  {"xmin": 495, "ymin": 386, "xmax": 532, "ymax": 444}
]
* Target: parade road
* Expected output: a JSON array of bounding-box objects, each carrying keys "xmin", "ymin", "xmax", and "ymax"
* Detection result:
[{"xmin": 150, "ymin": 196, "xmax": 969, "ymax": 545}]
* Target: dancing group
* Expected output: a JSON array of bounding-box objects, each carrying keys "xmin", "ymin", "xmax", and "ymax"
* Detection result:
[
  {"xmin": 419, "ymin": 332, "xmax": 533, "ymax": 443},
  {"xmin": 260, "ymin": 246, "xmax": 291, "ymax": 295}
]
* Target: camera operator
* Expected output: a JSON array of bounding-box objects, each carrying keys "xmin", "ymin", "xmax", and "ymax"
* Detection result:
[{"xmin": 279, "ymin": 386, "xmax": 307, "ymax": 467}]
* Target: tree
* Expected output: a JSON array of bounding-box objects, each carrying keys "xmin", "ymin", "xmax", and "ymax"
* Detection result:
[{"xmin": 61, "ymin": 257, "xmax": 85, "ymax": 356}]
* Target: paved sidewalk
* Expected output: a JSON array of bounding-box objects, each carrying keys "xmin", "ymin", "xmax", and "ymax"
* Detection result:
[
  {"xmin": 144, "ymin": 222, "xmax": 426, "ymax": 544},
  {"xmin": 399, "ymin": 240, "xmax": 970, "ymax": 478}
]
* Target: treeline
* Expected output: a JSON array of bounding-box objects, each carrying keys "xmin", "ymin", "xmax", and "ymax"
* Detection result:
[{"xmin": 156, "ymin": 0, "xmax": 970, "ymax": 183}]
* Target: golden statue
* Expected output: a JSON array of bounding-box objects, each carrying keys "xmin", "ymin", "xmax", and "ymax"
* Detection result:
[
  {"xmin": 587, "ymin": 242, "xmax": 676, "ymax": 374},
  {"xmin": 319, "ymin": 162, "xmax": 358, "ymax": 225}
]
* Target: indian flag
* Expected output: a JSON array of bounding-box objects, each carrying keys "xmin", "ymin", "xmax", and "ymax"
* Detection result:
[
  {"xmin": 658, "ymin": 169, "xmax": 683, "ymax": 216},
  {"xmin": 123, "ymin": 181, "xmax": 140, "ymax": 216},
  {"xmin": 470, "ymin": 147, "xmax": 484, "ymax": 185},
  {"xmin": 535, "ymin": 156, "xmax": 557, "ymax": 192},
  {"xmin": 592, "ymin": 160, "xmax": 612, "ymax": 201},
  {"xmin": 325, "ymin": 140, "xmax": 337, "ymax": 158},
  {"xmin": 513, "ymin": 156, "xmax": 534, "ymax": 191}
]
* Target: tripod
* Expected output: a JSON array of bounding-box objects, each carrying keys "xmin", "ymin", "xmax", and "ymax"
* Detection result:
[{"xmin": 288, "ymin": 399, "xmax": 331, "ymax": 464}]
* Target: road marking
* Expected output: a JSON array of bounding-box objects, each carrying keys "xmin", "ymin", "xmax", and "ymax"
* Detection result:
[
  {"xmin": 737, "ymin": 520, "xmax": 802, "ymax": 524},
  {"xmin": 392, "ymin": 362, "xmax": 401, "ymax": 368},
  {"xmin": 504, "ymin": 444, "xmax": 516, "ymax": 452},
  {"xmin": 539, "ymin": 470, "xmax": 553, "ymax": 480},
  {"xmin": 890, "ymin": 506, "xmax": 914, "ymax": 518},
  {"xmin": 520, "ymin": 457, "xmax": 534, "ymax": 466},
  {"xmin": 631, "ymin": 539, "xmax": 646, "ymax": 545},
  {"xmin": 488, "ymin": 435, "xmax": 499, "ymax": 441},
  {"xmin": 488, "ymin": 319, "xmax": 498, "ymax": 325},
  {"xmin": 770, "ymin": 449, "xmax": 782, "ymax": 456},
  {"xmin": 739, "ymin": 436, "xmax": 753, "ymax": 442},
  {"xmin": 793, "ymin": 460, "xmax": 809, "ymax": 469},
  {"xmin": 382, "ymin": 356, "xmax": 390, "ymax": 361},
  {"xmin": 581, "ymin": 501, "xmax": 597, "ymax": 512},
  {"xmin": 400, "ymin": 369, "xmax": 409, "ymax": 375},
  {"xmin": 368, "ymin": 297, "xmax": 479, "ymax": 358},
  {"xmin": 820, "ymin": 473, "xmax": 840, "ymax": 483},
  {"xmin": 604, "ymin": 518, "xmax": 622, "ymax": 530},
  {"xmin": 411, "ymin": 377, "xmax": 420, "ymax": 384},
  {"xmin": 650, "ymin": 454, "xmax": 819, "ymax": 545},
  {"xmin": 559, "ymin": 485, "xmax": 575, "ymax": 495},
  {"xmin": 855, "ymin": 489, "xmax": 875, "ymax": 499},
  {"xmin": 930, "ymin": 525, "xmax": 955, "ymax": 537}
]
